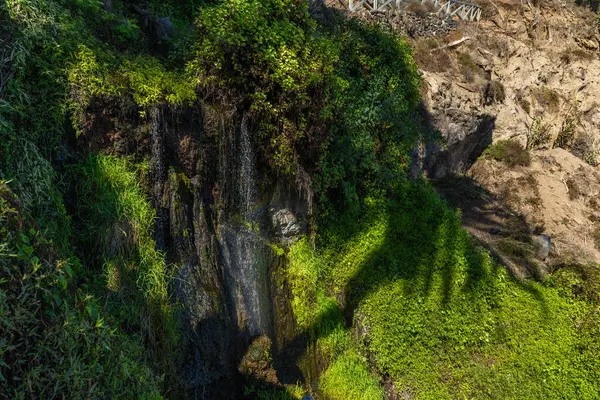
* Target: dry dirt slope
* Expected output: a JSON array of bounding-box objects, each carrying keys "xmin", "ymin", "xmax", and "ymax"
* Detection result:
[
  {"xmin": 408, "ymin": 0, "xmax": 600, "ymax": 267},
  {"xmin": 471, "ymin": 148, "xmax": 600, "ymax": 264}
]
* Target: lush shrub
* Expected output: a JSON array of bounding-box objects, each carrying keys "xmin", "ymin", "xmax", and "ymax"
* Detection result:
[
  {"xmin": 315, "ymin": 17, "xmax": 421, "ymax": 218},
  {"xmin": 68, "ymin": 155, "xmax": 180, "ymax": 377},
  {"xmin": 190, "ymin": 0, "xmax": 336, "ymax": 174},
  {"xmin": 0, "ymin": 182, "xmax": 162, "ymax": 398},
  {"xmin": 190, "ymin": 0, "xmax": 421, "ymax": 214},
  {"xmin": 0, "ymin": 0, "xmax": 197, "ymax": 396}
]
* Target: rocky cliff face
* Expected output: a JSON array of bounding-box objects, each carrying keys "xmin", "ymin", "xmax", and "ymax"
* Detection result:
[
  {"xmin": 398, "ymin": 0, "xmax": 600, "ymax": 266},
  {"xmin": 350, "ymin": 1, "xmax": 600, "ymax": 266},
  {"xmin": 415, "ymin": 0, "xmax": 600, "ymax": 173},
  {"xmin": 76, "ymin": 99, "xmax": 307, "ymax": 396}
]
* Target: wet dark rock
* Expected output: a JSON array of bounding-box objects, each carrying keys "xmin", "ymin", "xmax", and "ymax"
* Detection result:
[
  {"xmin": 238, "ymin": 335, "xmax": 279, "ymax": 385},
  {"xmin": 77, "ymin": 97, "xmax": 307, "ymax": 396}
]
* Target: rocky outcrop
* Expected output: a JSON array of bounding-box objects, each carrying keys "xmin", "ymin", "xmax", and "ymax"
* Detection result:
[
  {"xmin": 413, "ymin": 0, "xmax": 600, "ymax": 177},
  {"xmin": 470, "ymin": 148, "xmax": 600, "ymax": 264},
  {"xmin": 76, "ymin": 99, "xmax": 308, "ymax": 397}
]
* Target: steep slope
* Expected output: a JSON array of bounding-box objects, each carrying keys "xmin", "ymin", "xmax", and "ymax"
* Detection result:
[{"xmin": 1, "ymin": 0, "xmax": 600, "ymax": 399}]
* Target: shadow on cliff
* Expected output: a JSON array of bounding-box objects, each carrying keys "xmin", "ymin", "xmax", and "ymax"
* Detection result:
[{"xmin": 432, "ymin": 174, "xmax": 551, "ymax": 282}]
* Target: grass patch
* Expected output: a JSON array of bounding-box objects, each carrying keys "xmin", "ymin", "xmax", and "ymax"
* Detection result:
[
  {"xmin": 457, "ymin": 51, "xmax": 484, "ymax": 82},
  {"xmin": 526, "ymin": 117, "xmax": 552, "ymax": 150},
  {"xmin": 68, "ymin": 155, "xmax": 180, "ymax": 386},
  {"xmin": 484, "ymin": 140, "xmax": 531, "ymax": 167},
  {"xmin": 533, "ymin": 86, "xmax": 561, "ymax": 113},
  {"xmin": 286, "ymin": 181, "xmax": 600, "ymax": 399},
  {"xmin": 412, "ymin": 38, "xmax": 452, "ymax": 73},
  {"xmin": 319, "ymin": 350, "xmax": 384, "ymax": 400}
]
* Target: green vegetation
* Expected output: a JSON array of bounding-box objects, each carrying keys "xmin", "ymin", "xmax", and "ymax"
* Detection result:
[
  {"xmin": 2, "ymin": 0, "xmax": 600, "ymax": 398},
  {"xmin": 0, "ymin": 0, "xmax": 193, "ymax": 395},
  {"xmin": 319, "ymin": 350, "xmax": 384, "ymax": 400},
  {"xmin": 189, "ymin": 0, "xmax": 335, "ymax": 174},
  {"xmin": 526, "ymin": 116, "xmax": 552, "ymax": 150},
  {"xmin": 190, "ymin": 0, "xmax": 422, "ymax": 209},
  {"xmin": 68, "ymin": 155, "xmax": 180, "ymax": 374},
  {"xmin": 287, "ymin": 182, "xmax": 600, "ymax": 398},
  {"xmin": 484, "ymin": 139, "xmax": 531, "ymax": 167},
  {"xmin": 554, "ymin": 101, "xmax": 581, "ymax": 150},
  {"xmin": 0, "ymin": 182, "xmax": 162, "ymax": 398}
]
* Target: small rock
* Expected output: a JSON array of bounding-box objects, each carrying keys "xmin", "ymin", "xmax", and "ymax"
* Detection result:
[
  {"xmin": 533, "ymin": 234, "xmax": 551, "ymax": 261},
  {"xmin": 270, "ymin": 208, "xmax": 305, "ymax": 238},
  {"xmin": 155, "ymin": 17, "xmax": 174, "ymax": 41}
]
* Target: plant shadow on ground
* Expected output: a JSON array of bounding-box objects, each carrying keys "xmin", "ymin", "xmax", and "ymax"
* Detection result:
[
  {"xmin": 433, "ymin": 174, "xmax": 548, "ymax": 283},
  {"xmin": 271, "ymin": 179, "xmax": 551, "ymax": 394}
]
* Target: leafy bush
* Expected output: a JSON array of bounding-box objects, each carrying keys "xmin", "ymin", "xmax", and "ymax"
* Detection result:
[
  {"xmin": 190, "ymin": 0, "xmax": 421, "ymax": 216},
  {"xmin": 315, "ymin": 17, "xmax": 421, "ymax": 218},
  {"xmin": 484, "ymin": 140, "xmax": 531, "ymax": 167},
  {"xmin": 68, "ymin": 155, "xmax": 180, "ymax": 378},
  {"xmin": 0, "ymin": 182, "xmax": 162, "ymax": 398},
  {"xmin": 0, "ymin": 0, "xmax": 197, "ymax": 396},
  {"xmin": 190, "ymin": 0, "xmax": 336, "ymax": 174}
]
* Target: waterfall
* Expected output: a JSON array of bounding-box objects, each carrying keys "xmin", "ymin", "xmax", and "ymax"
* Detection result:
[
  {"xmin": 149, "ymin": 106, "xmax": 168, "ymax": 251},
  {"xmin": 239, "ymin": 114, "xmax": 257, "ymax": 215},
  {"xmin": 220, "ymin": 114, "xmax": 273, "ymax": 337}
]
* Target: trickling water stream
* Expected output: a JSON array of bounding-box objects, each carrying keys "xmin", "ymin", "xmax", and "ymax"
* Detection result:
[
  {"xmin": 149, "ymin": 106, "xmax": 168, "ymax": 251},
  {"xmin": 220, "ymin": 115, "xmax": 272, "ymax": 337},
  {"xmin": 239, "ymin": 114, "xmax": 258, "ymax": 214},
  {"xmin": 145, "ymin": 106, "xmax": 298, "ymax": 394}
]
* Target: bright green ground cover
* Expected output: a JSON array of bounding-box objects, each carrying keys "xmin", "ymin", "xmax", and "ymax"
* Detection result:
[{"xmin": 288, "ymin": 182, "xmax": 600, "ymax": 399}]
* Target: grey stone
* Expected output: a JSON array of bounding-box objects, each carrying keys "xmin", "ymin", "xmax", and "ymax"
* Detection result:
[
  {"xmin": 533, "ymin": 234, "xmax": 551, "ymax": 260},
  {"xmin": 155, "ymin": 17, "xmax": 174, "ymax": 41},
  {"xmin": 271, "ymin": 208, "xmax": 304, "ymax": 238}
]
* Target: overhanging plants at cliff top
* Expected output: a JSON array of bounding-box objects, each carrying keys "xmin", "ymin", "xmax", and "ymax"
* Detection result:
[
  {"xmin": 189, "ymin": 0, "xmax": 422, "ymax": 210},
  {"xmin": 190, "ymin": 0, "xmax": 337, "ymax": 175}
]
